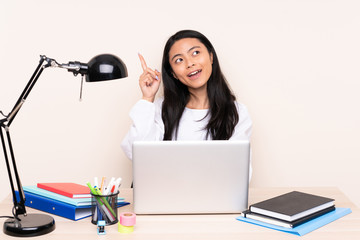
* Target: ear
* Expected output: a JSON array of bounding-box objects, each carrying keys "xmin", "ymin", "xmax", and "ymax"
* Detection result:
[{"xmin": 210, "ymin": 52, "xmax": 213, "ymax": 65}]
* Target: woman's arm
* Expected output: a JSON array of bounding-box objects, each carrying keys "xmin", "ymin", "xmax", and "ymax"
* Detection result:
[
  {"xmin": 230, "ymin": 102, "xmax": 253, "ymax": 181},
  {"xmin": 230, "ymin": 102, "xmax": 252, "ymax": 141},
  {"xmin": 121, "ymin": 98, "xmax": 164, "ymax": 160},
  {"xmin": 138, "ymin": 53, "xmax": 161, "ymax": 102},
  {"xmin": 121, "ymin": 54, "xmax": 163, "ymax": 160}
]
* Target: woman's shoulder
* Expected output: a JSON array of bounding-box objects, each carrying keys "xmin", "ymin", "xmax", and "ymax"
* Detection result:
[
  {"xmin": 154, "ymin": 96, "xmax": 164, "ymax": 103},
  {"xmin": 234, "ymin": 101, "xmax": 250, "ymax": 117},
  {"xmin": 135, "ymin": 96, "xmax": 163, "ymax": 108},
  {"xmin": 154, "ymin": 96, "xmax": 164, "ymax": 108},
  {"xmin": 234, "ymin": 101, "xmax": 248, "ymax": 110}
]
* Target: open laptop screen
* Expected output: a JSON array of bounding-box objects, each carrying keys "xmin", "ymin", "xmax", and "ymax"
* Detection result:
[{"xmin": 132, "ymin": 140, "xmax": 250, "ymax": 214}]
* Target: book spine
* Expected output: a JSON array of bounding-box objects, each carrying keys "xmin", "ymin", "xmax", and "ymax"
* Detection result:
[
  {"xmin": 15, "ymin": 191, "xmax": 89, "ymax": 221},
  {"xmin": 23, "ymin": 186, "xmax": 126, "ymax": 207},
  {"xmin": 23, "ymin": 186, "xmax": 82, "ymax": 206}
]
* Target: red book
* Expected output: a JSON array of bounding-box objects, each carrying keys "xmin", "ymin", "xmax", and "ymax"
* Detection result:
[{"xmin": 37, "ymin": 183, "xmax": 91, "ymax": 198}]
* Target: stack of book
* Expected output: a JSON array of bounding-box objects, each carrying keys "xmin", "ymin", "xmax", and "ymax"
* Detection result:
[
  {"xmin": 238, "ymin": 191, "xmax": 352, "ymax": 236},
  {"xmin": 15, "ymin": 183, "xmax": 129, "ymax": 221}
]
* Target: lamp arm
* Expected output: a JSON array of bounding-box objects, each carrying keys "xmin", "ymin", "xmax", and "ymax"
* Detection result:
[
  {"xmin": 4, "ymin": 55, "xmax": 89, "ymax": 126},
  {"xmin": 0, "ymin": 126, "xmax": 26, "ymax": 217},
  {"xmin": 6, "ymin": 56, "xmax": 47, "ymax": 126},
  {"xmin": 0, "ymin": 55, "xmax": 86, "ymax": 219},
  {"xmin": 0, "ymin": 56, "xmax": 53, "ymax": 217}
]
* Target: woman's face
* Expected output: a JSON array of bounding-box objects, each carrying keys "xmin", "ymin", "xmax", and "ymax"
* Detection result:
[{"xmin": 169, "ymin": 38, "xmax": 213, "ymax": 92}]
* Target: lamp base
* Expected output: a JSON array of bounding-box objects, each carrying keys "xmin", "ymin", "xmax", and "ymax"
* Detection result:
[{"xmin": 3, "ymin": 213, "xmax": 55, "ymax": 237}]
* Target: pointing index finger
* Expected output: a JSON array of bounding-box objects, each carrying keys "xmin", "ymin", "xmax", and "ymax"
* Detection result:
[{"xmin": 138, "ymin": 53, "xmax": 148, "ymax": 71}]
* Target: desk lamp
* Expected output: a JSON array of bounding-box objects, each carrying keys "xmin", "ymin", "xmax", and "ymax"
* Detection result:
[{"xmin": 0, "ymin": 54, "xmax": 127, "ymax": 237}]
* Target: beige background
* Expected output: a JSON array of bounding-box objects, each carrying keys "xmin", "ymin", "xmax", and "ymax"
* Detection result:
[{"xmin": 0, "ymin": 0, "xmax": 359, "ymax": 207}]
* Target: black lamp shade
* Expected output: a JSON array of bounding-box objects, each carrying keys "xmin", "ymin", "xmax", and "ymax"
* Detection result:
[{"xmin": 86, "ymin": 54, "xmax": 128, "ymax": 82}]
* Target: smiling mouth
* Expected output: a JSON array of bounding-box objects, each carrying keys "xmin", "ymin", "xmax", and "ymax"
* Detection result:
[{"xmin": 187, "ymin": 69, "xmax": 202, "ymax": 78}]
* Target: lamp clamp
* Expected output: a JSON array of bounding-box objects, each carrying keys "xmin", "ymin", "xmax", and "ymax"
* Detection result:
[{"xmin": 39, "ymin": 55, "xmax": 89, "ymax": 77}]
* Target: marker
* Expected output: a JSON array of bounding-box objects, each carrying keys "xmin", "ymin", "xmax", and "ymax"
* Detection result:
[
  {"xmin": 114, "ymin": 177, "xmax": 122, "ymax": 192},
  {"xmin": 87, "ymin": 182, "xmax": 115, "ymax": 222},
  {"xmin": 104, "ymin": 177, "xmax": 115, "ymax": 195},
  {"xmin": 87, "ymin": 182, "xmax": 98, "ymax": 195},
  {"xmin": 94, "ymin": 177, "xmax": 99, "ymax": 189},
  {"xmin": 99, "ymin": 200, "xmax": 115, "ymax": 222},
  {"xmin": 96, "ymin": 188, "xmax": 117, "ymax": 218},
  {"xmin": 96, "ymin": 196, "xmax": 115, "ymax": 222},
  {"xmin": 87, "ymin": 182, "xmax": 99, "ymax": 222},
  {"xmin": 110, "ymin": 185, "xmax": 116, "ymax": 210}
]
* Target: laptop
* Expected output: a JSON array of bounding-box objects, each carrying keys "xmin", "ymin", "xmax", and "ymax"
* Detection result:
[{"xmin": 132, "ymin": 140, "xmax": 250, "ymax": 214}]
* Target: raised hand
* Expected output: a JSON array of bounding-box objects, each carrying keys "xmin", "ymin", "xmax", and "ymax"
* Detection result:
[{"xmin": 138, "ymin": 53, "xmax": 161, "ymax": 102}]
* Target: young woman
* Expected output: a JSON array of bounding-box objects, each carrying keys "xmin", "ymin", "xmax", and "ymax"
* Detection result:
[{"xmin": 121, "ymin": 30, "xmax": 252, "ymax": 160}]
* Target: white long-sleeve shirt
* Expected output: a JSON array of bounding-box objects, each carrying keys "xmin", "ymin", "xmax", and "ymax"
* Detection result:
[{"xmin": 121, "ymin": 98, "xmax": 252, "ymax": 160}]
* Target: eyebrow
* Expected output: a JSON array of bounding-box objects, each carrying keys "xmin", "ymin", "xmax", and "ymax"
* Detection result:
[{"xmin": 171, "ymin": 46, "xmax": 201, "ymax": 62}]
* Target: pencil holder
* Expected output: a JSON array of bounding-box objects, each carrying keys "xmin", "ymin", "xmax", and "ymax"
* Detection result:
[{"xmin": 91, "ymin": 191, "xmax": 119, "ymax": 225}]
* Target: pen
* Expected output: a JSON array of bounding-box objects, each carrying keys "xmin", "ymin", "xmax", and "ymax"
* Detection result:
[
  {"xmin": 87, "ymin": 182, "xmax": 98, "ymax": 195},
  {"xmin": 96, "ymin": 188, "xmax": 117, "ymax": 218},
  {"xmin": 95, "ymin": 195, "xmax": 114, "ymax": 222},
  {"xmin": 104, "ymin": 177, "xmax": 115, "ymax": 195},
  {"xmin": 114, "ymin": 177, "xmax": 122, "ymax": 192},
  {"xmin": 98, "ymin": 199, "xmax": 114, "ymax": 222},
  {"xmin": 87, "ymin": 182, "xmax": 115, "ymax": 222},
  {"xmin": 100, "ymin": 177, "xmax": 105, "ymax": 191},
  {"xmin": 94, "ymin": 177, "xmax": 99, "ymax": 189},
  {"xmin": 87, "ymin": 182, "xmax": 107, "ymax": 222},
  {"xmin": 110, "ymin": 185, "xmax": 116, "ymax": 210},
  {"xmin": 93, "ymin": 205, "xmax": 98, "ymax": 222}
]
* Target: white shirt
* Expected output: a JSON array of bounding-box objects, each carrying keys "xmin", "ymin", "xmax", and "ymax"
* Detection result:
[{"xmin": 121, "ymin": 98, "xmax": 252, "ymax": 160}]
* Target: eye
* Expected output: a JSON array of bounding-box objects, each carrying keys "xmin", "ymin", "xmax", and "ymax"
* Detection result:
[
  {"xmin": 192, "ymin": 50, "xmax": 200, "ymax": 56},
  {"xmin": 174, "ymin": 58, "xmax": 183, "ymax": 64}
]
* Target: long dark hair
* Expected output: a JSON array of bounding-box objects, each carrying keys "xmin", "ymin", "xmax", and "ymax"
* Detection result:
[{"xmin": 161, "ymin": 30, "xmax": 239, "ymax": 140}]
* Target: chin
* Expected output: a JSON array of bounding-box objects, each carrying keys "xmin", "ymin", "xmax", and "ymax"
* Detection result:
[{"xmin": 188, "ymin": 82, "xmax": 207, "ymax": 90}]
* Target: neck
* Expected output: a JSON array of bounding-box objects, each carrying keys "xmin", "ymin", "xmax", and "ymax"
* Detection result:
[{"xmin": 186, "ymin": 86, "xmax": 209, "ymax": 109}]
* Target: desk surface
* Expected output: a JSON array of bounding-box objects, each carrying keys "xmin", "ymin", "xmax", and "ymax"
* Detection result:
[{"xmin": 0, "ymin": 187, "xmax": 359, "ymax": 239}]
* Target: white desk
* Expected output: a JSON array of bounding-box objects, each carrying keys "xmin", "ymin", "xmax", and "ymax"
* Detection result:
[{"xmin": 1, "ymin": 187, "xmax": 359, "ymax": 239}]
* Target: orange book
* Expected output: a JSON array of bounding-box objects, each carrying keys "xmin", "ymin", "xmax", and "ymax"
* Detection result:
[{"xmin": 37, "ymin": 183, "xmax": 91, "ymax": 198}]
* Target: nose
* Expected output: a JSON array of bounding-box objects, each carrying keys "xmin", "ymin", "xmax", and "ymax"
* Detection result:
[{"xmin": 187, "ymin": 62, "xmax": 195, "ymax": 69}]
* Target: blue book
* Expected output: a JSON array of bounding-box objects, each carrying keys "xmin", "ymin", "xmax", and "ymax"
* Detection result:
[
  {"xmin": 15, "ymin": 190, "xmax": 130, "ymax": 221},
  {"xmin": 23, "ymin": 185, "xmax": 124, "ymax": 207},
  {"xmin": 236, "ymin": 207, "xmax": 352, "ymax": 236}
]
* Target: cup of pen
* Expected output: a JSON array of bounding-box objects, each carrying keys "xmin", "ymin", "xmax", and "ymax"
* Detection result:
[{"xmin": 91, "ymin": 191, "xmax": 119, "ymax": 225}]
